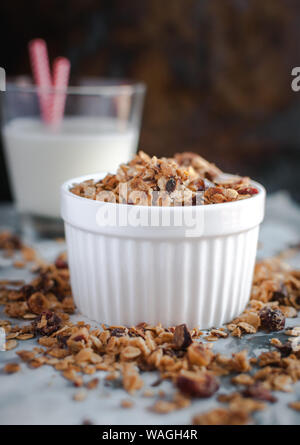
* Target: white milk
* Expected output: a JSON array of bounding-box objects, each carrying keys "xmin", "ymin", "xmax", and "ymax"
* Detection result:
[{"xmin": 3, "ymin": 117, "xmax": 139, "ymax": 218}]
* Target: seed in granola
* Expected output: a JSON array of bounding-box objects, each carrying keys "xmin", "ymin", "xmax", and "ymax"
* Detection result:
[
  {"xmin": 33, "ymin": 311, "xmax": 62, "ymax": 336},
  {"xmin": 259, "ymin": 307, "xmax": 285, "ymax": 332},
  {"xmin": 176, "ymin": 371, "xmax": 219, "ymax": 398},
  {"xmin": 166, "ymin": 177, "xmax": 177, "ymax": 193},
  {"xmin": 242, "ymin": 383, "xmax": 277, "ymax": 403},
  {"xmin": 173, "ymin": 324, "xmax": 193, "ymax": 349}
]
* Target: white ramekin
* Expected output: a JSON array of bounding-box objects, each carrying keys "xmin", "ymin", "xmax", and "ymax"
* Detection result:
[{"xmin": 61, "ymin": 174, "xmax": 265, "ymax": 329}]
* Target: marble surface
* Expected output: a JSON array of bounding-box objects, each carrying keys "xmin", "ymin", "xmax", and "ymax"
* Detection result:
[{"xmin": 0, "ymin": 195, "xmax": 300, "ymax": 425}]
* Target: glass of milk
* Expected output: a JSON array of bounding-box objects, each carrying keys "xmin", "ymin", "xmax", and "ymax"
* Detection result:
[{"xmin": 1, "ymin": 77, "xmax": 146, "ymax": 237}]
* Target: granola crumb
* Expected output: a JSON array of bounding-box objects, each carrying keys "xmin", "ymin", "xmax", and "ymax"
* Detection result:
[
  {"xmin": 5, "ymin": 340, "xmax": 18, "ymax": 351},
  {"xmin": 289, "ymin": 401, "xmax": 300, "ymax": 411},
  {"xmin": 193, "ymin": 408, "xmax": 250, "ymax": 425},
  {"xmin": 85, "ymin": 378, "xmax": 99, "ymax": 390},
  {"xmin": 121, "ymin": 399, "xmax": 134, "ymax": 409},
  {"xmin": 73, "ymin": 390, "xmax": 87, "ymax": 401},
  {"xmin": 13, "ymin": 260, "xmax": 25, "ymax": 269},
  {"xmin": 142, "ymin": 389, "xmax": 155, "ymax": 397},
  {"xmin": 4, "ymin": 362, "xmax": 20, "ymax": 374}
]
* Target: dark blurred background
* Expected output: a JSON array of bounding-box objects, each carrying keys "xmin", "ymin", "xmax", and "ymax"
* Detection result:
[{"xmin": 1, "ymin": 0, "xmax": 300, "ymax": 202}]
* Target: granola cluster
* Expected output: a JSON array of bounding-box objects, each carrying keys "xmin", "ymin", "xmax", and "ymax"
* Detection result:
[
  {"xmin": 1, "ymin": 233, "xmax": 300, "ymax": 425},
  {"xmin": 70, "ymin": 151, "xmax": 258, "ymax": 206}
]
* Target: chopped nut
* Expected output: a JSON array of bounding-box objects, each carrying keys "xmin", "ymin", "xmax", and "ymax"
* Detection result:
[
  {"xmin": 173, "ymin": 324, "xmax": 192, "ymax": 349},
  {"xmin": 176, "ymin": 371, "xmax": 219, "ymax": 398}
]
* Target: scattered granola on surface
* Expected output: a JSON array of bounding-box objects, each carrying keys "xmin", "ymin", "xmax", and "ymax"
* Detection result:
[
  {"xmin": 70, "ymin": 151, "xmax": 259, "ymax": 206},
  {"xmin": 1, "ymin": 232, "xmax": 300, "ymax": 425}
]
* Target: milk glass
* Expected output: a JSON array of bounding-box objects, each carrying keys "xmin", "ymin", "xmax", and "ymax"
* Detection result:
[{"xmin": 1, "ymin": 78, "xmax": 145, "ymax": 237}]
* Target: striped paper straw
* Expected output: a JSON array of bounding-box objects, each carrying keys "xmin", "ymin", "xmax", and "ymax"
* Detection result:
[
  {"xmin": 50, "ymin": 57, "xmax": 70, "ymax": 127},
  {"xmin": 28, "ymin": 39, "xmax": 52, "ymax": 124}
]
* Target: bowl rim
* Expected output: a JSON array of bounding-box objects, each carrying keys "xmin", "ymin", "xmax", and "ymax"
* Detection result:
[{"xmin": 61, "ymin": 172, "xmax": 266, "ymax": 213}]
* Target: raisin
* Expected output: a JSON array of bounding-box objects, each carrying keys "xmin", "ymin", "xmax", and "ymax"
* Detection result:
[
  {"xmin": 111, "ymin": 328, "xmax": 126, "ymax": 337},
  {"xmin": 55, "ymin": 258, "xmax": 68, "ymax": 269},
  {"xmin": 271, "ymin": 283, "xmax": 289, "ymax": 305},
  {"xmin": 238, "ymin": 187, "xmax": 259, "ymax": 195},
  {"xmin": 57, "ymin": 334, "xmax": 70, "ymax": 348},
  {"xmin": 192, "ymin": 179, "xmax": 205, "ymax": 191},
  {"xmin": 173, "ymin": 324, "xmax": 193, "ymax": 349},
  {"xmin": 259, "ymin": 307, "xmax": 285, "ymax": 332},
  {"xmin": 242, "ymin": 383, "xmax": 277, "ymax": 403},
  {"xmin": 33, "ymin": 310, "xmax": 62, "ymax": 336},
  {"xmin": 274, "ymin": 341, "xmax": 293, "ymax": 357},
  {"xmin": 176, "ymin": 372, "xmax": 219, "ymax": 398},
  {"xmin": 166, "ymin": 177, "xmax": 176, "ymax": 193},
  {"xmin": 163, "ymin": 348, "xmax": 185, "ymax": 358},
  {"xmin": 20, "ymin": 284, "xmax": 36, "ymax": 300},
  {"xmin": 73, "ymin": 335, "xmax": 86, "ymax": 342}
]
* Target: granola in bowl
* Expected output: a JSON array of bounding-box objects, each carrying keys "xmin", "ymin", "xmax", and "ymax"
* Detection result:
[{"xmin": 70, "ymin": 151, "xmax": 259, "ymax": 206}]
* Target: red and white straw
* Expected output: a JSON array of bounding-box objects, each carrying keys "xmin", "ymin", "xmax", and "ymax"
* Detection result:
[
  {"xmin": 28, "ymin": 39, "xmax": 52, "ymax": 124},
  {"xmin": 50, "ymin": 57, "xmax": 70, "ymax": 127},
  {"xmin": 28, "ymin": 39, "xmax": 70, "ymax": 127}
]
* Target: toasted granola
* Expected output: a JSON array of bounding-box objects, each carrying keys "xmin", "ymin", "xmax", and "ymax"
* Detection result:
[{"xmin": 70, "ymin": 151, "xmax": 258, "ymax": 206}]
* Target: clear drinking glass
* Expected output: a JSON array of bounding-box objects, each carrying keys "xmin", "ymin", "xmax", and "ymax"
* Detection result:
[{"xmin": 1, "ymin": 77, "xmax": 146, "ymax": 238}]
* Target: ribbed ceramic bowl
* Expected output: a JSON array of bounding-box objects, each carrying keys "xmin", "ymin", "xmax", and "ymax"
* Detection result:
[{"xmin": 61, "ymin": 174, "xmax": 265, "ymax": 329}]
